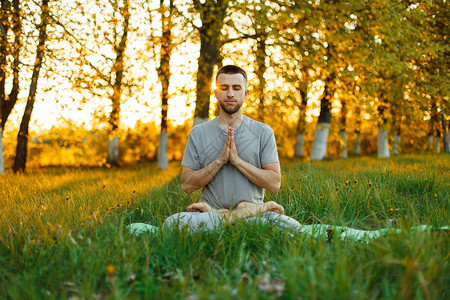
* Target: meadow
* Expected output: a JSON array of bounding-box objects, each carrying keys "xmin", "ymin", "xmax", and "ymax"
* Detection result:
[{"xmin": 0, "ymin": 154, "xmax": 448, "ymax": 299}]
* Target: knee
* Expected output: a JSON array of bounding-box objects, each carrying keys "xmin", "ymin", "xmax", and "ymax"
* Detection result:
[
  {"xmin": 261, "ymin": 212, "xmax": 302, "ymax": 230},
  {"xmin": 236, "ymin": 201, "xmax": 250, "ymax": 209},
  {"xmin": 163, "ymin": 212, "xmax": 193, "ymax": 229}
]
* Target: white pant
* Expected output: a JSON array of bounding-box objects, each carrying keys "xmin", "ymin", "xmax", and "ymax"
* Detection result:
[{"xmin": 163, "ymin": 211, "xmax": 302, "ymax": 233}]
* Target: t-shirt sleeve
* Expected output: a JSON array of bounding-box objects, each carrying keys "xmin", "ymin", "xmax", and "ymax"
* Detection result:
[
  {"xmin": 260, "ymin": 126, "xmax": 279, "ymax": 165},
  {"xmin": 181, "ymin": 131, "xmax": 201, "ymax": 169}
]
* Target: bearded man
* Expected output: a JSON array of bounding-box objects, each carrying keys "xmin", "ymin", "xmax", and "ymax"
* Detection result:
[{"xmin": 164, "ymin": 65, "xmax": 301, "ymax": 231}]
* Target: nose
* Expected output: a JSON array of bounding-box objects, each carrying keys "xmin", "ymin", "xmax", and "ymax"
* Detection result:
[{"xmin": 227, "ymin": 87, "xmax": 234, "ymax": 98}]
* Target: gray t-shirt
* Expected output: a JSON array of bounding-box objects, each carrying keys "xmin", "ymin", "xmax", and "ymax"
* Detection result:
[{"xmin": 182, "ymin": 116, "xmax": 279, "ymax": 209}]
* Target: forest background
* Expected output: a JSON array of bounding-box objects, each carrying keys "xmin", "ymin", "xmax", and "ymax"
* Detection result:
[{"xmin": 0, "ymin": 0, "xmax": 448, "ymax": 174}]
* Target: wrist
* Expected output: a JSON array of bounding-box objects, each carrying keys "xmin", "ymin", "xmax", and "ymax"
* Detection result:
[
  {"xmin": 231, "ymin": 157, "xmax": 244, "ymax": 168},
  {"xmin": 216, "ymin": 157, "xmax": 226, "ymax": 168}
]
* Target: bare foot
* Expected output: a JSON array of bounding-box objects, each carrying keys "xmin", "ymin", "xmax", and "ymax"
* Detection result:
[
  {"xmin": 222, "ymin": 201, "xmax": 285, "ymax": 224},
  {"xmin": 264, "ymin": 201, "xmax": 285, "ymax": 214},
  {"xmin": 187, "ymin": 202, "xmax": 212, "ymax": 213},
  {"xmin": 187, "ymin": 202, "xmax": 230, "ymax": 215}
]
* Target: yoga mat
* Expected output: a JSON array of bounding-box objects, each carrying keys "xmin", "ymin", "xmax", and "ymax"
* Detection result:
[{"xmin": 126, "ymin": 222, "xmax": 448, "ymax": 242}]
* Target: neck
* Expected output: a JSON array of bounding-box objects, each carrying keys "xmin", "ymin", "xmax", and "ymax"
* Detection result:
[{"xmin": 217, "ymin": 110, "xmax": 244, "ymax": 130}]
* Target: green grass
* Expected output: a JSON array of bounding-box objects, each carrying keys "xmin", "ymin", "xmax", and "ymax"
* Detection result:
[{"xmin": 0, "ymin": 154, "xmax": 449, "ymax": 299}]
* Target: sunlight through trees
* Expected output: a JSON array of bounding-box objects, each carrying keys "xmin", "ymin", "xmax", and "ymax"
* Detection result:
[{"xmin": 0, "ymin": 0, "xmax": 447, "ymax": 171}]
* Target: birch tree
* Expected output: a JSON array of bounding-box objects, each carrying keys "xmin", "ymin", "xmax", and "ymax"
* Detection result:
[
  {"xmin": 156, "ymin": 0, "xmax": 174, "ymax": 170},
  {"xmin": 310, "ymin": 0, "xmax": 346, "ymax": 161},
  {"xmin": 310, "ymin": 75, "xmax": 334, "ymax": 160},
  {"xmin": 13, "ymin": 0, "xmax": 50, "ymax": 172},
  {"xmin": 65, "ymin": 0, "xmax": 133, "ymax": 167},
  {"xmin": 104, "ymin": 0, "xmax": 130, "ymax": 166},
  {"xmin": 192, "ymin": 0, "xmax": 230, "ymax": 126}
]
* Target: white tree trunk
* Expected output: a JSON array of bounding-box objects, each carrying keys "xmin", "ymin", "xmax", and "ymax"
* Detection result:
[
  {"xmin": 0, "ymin": 129, "xmax": 4, "ymax": 176},
  {"xmin": 193, "ymin": 117, "xmax": 208, "ymax": 128},
  {"xmin": 310, "ymin": 122, "xmax": 330, "ymax": 161},
  {"xmin": 435, "ymin": 136, "xmax": 441, "ymax": 153},
  {"xmin": 377, "ymin": 127, "xmax": 390, "ymax": 158},
  {"xmin": 158, "ymin": 132, "xmax": 169, "ymax": 170},
  {"xmin": 339, "ymin": 130, "xmax": 348, "ymax": 159},
  {"xmin": 392, "ymin": 134, "xmax": 401, "ymax": 155},
  {"xmin": 294, "ymin": 133, "xmax": 305, "ymax": 158},
  {"xmin": 427, "ymin": 135, "xmax": 434, "ymax": 149},
  {"xmin": 445, "ymin": 131, "xmax": 450, "ymax": 153},
  {"xmin": 107, "ymin": 134, "xmax": 119, "ymax": 165},
  {"xmin": 353, "ymin": 133, "xmax": 361, "ymax": 155}
]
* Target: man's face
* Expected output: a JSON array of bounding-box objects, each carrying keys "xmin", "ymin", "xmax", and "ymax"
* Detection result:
[{"xmin": 214, "ymin": 73, "xmax": 248, "ymax": 115}]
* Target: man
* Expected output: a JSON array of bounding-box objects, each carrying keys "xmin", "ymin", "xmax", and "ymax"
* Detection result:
[{"xmin": 164, "ymin": 65, "xmax": 301, "ymax": 231}]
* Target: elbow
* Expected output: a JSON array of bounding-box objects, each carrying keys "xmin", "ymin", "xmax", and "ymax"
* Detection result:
[
  {"xmin": 267, "ymin": 179, "xmax": 281, "ymax": 193},
  {"xmin": 268, "ymin": 184, "xmax": 281, "ymax": 193},
  {"xmin": 181, "ymin": 183, "xmax": 194, "ymax": 194}
]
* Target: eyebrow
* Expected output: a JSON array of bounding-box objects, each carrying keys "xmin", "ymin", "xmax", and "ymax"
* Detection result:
[{"xmin": 218, "ymin": 84, "xmax": 242, "ymax": 88}]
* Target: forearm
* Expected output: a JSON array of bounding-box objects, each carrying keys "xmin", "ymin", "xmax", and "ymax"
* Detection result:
[
  {"xmin": 181, "ymin": 160, "xmax": 223, "ymax": 194},
  {"xmin": 233, "ymin": 159, "xmax": 281, "ymax": 193}
]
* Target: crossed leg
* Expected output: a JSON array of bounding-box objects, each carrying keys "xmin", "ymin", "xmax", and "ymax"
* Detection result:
[
  {"xmin": 187, "ymin": 201, "xmax": 284, "ymax": 224},
  {"xmin": 163, "ymin": 200, "xmax": 299, "ymax": 232}
]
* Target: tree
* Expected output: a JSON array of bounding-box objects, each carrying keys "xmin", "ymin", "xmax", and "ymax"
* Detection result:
[
  {"xmin": 273, "ymin": 0, "xmax": 317, "ymax": 158},
  {"xmin": 13, "ymin": 0, "xmax": 50, "ymax": 172},
  {"xmin": 310, "ymin": 0, "xmax": 349, "ymax": 161},
  {"xmin": 0, "ymin": 0, "xmax": 21, "ymax": 174},
  {"xmin": 417, "ymin": 0, "xmax": 449, "ymax": 153},
  {"xmin": 352, "ymin": 0, "xmax": 422, "ymax": 158},
  {"xmin": 156, "ymin": 0, "xmax": 174, "ymax": 170},
  {"xmin": 63, "ymin": 0, "xmax": 133, "ymax": 166},
  {"xmin": 294, "ymin": 75, "xmax": 309, "ymax": 158},
  {"xmin": 310, "ymin": 75, "xmax": 334, "ymax": 160},
  {"xmin": 339, "ymin": 98, "xmax": 348, "ymax": 158},
  {"xmin": 0, "ymin": 0, "xmax": 8, "ymax": 175},
  {"xmin": 106, "ymin": 0, "xmax": 130, "ymax": 166},
  {"xmin": 192, "ymin": 0, "xmax": 230, "ymax": 126}
]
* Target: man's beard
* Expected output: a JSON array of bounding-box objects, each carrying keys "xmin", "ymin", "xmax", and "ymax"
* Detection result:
[{"xmin": 220, "ymin": 101, "xmax": 242, "ymax": 115}]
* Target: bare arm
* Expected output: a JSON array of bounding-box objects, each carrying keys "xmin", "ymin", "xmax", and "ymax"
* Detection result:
[
  {"xmin": 228, "ymin": 129, "xmax": 281, "ymax": 193},
  {"xmin": 181, "ymin": 162, "xmax": 223, "ymax": 194},
  {"xmin": 233, "ymin": 161, "xmax": 281, "ymax": 193},
  {"xmin": 181, "ymin": 129, "xmax": 231, "ymax": 194}
]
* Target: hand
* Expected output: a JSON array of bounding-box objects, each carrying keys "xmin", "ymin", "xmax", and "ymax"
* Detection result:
[
  {"xmin": 228, "ymin": 128, "xmax": 241, "ymax": 166},
  {"xmin": 217, "ymin": 129, "xmax": 232, "ymax": 166},
  {"xmin": 187, "ymin": 202, "xmax": 213, "ymax": 212}
]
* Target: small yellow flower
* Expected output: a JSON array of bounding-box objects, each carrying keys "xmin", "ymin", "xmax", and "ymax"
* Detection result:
[
  {"xmin": 389, "ymin": 208, "xmax": 394, "ymax": 212},
  {"xmin": 106, "ymin": 264, "xmax": 116, "ymax": 276},
  {"xmin": 434, "ymin": 194, "xmax": 437, "ymax": 198}
]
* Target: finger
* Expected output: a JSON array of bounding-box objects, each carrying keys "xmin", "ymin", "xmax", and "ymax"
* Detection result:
[
  {"xmin": 226, "ymin": 129, "xmax": 232, "ymax": 145},
  {"xmin": 187, "ymin": 203, "xmax": 199, "ymax": 211}
]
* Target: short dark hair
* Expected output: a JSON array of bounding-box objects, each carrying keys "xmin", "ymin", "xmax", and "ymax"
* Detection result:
[{"xmin": 216, "ymin": 65, "xmax": 247, "ymax": 85}]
